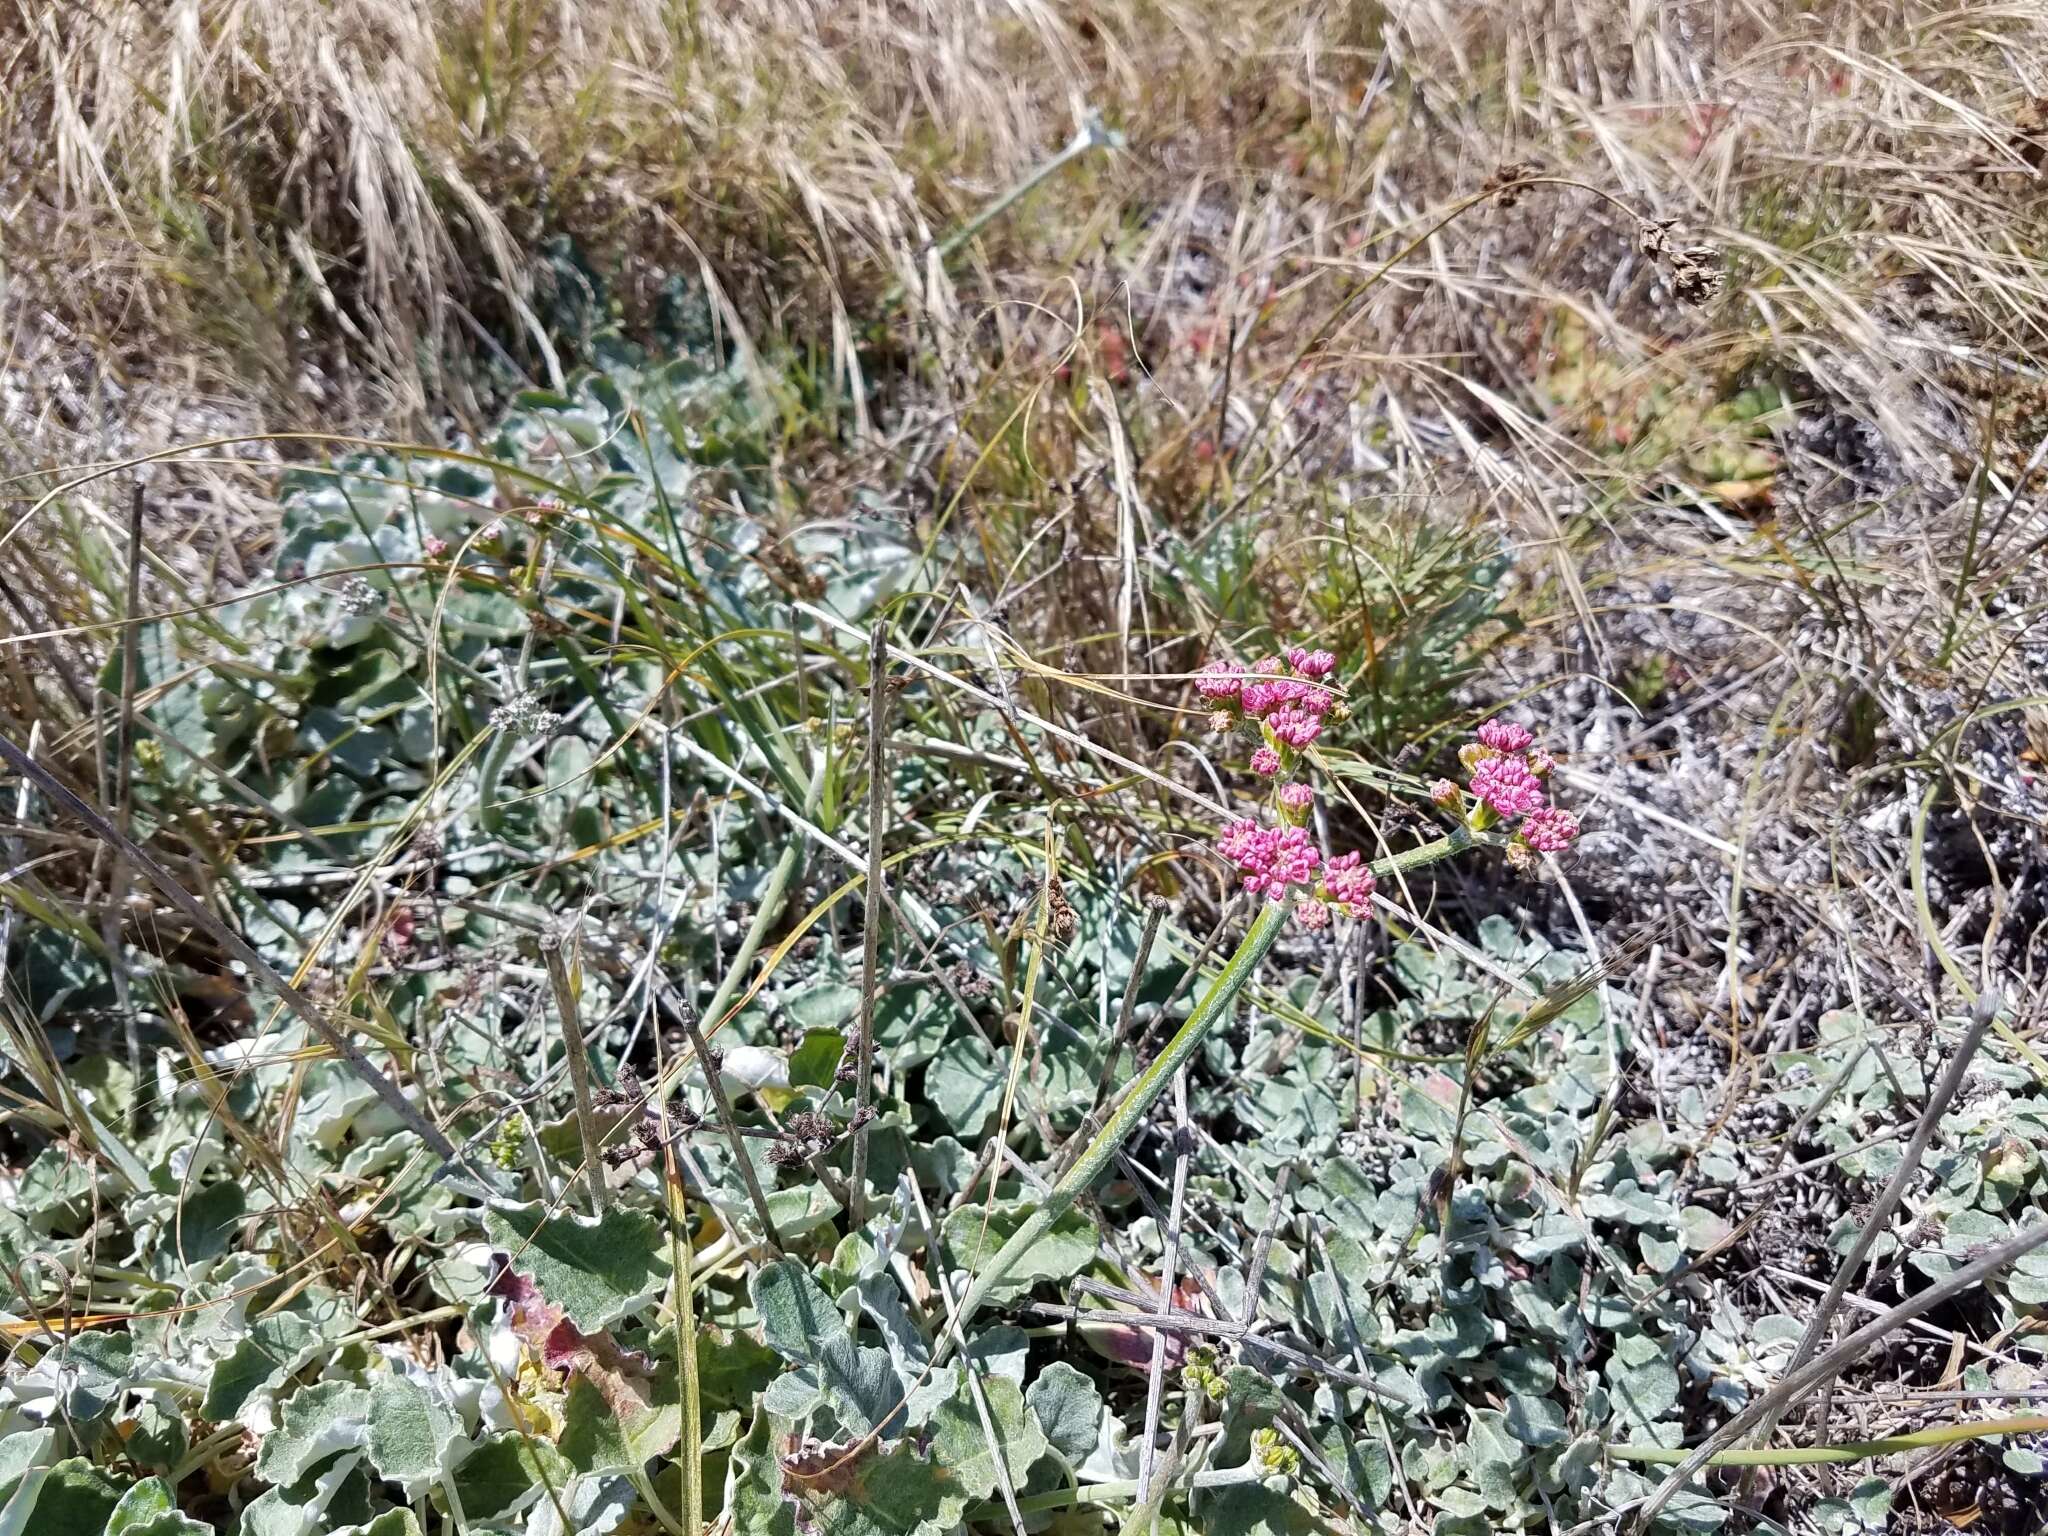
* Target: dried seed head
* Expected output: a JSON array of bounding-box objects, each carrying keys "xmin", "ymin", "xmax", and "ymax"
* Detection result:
[
  {"xmin": 785, "ymin": 1111, "xmax": 835, "ymax": 1146},
  {"xmin": 1046, "ymin": 872, "xmax": 1078, "ymax": 942},
  {"xmin": 767, "ymin": 1137, "xmax": 808, "ymax": 1169},
  {"xmin": 1670, "ymin": 247, "xmax": 1726, "ymax": 306},
  {"xmin": 1481, "ymin": 160, "xmax": 1541, "ymax": 208},
  {"xmin": 1635, "ymin": 218, "xmax": 1678, "ymax": 261},
  {"xmin": 337, "ymin": 576, "xmax": 384, "ymax": 616},
  {"xmin": 949, "ymin": 962, "xmax": 994, "ymax": 1001},
  {"xmin": 490, "ymin": 688, "xmax": 562, "ymax": 739}
]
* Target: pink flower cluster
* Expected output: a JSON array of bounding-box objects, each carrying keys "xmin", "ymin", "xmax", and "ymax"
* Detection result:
[
  {"xmin": 1216, "ymin": 820, "xmax": 1378, "ymax": 927},
  {"xmin": 1440, "ymin": 717, "xmax": 1581, "ymax": 864},
  {"xmin": 1218, "ymin": 820, "xmax": 1320, "ymax": 900},
  {"xmin": 1195, "ymin": 647, "xmax": 1340, "ymax": 779},
  {"xmin": 1519, "ymin": 805, "xmax": 1579, "ymax": 852},
  {"xmin": 1204, "ymin": 643, "xmax": 1382, "ymax": 930},
  {"xmin": 1469, "ymin": 754, "xmax": 1545, "ymax": 819},
  {"xmin": 1317, "ymin": 852, "xmax": 1376, "ymax": 915}
]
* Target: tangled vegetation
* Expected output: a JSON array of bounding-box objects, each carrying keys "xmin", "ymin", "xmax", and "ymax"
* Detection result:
[{"xmin": 3, "ymin": 3, "xmax": 2048, "ymax": 1535}]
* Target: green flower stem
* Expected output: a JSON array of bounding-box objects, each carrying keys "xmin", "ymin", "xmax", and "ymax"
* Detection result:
[
  {"xmin": 1607, "ymin": 1414, "xmax": 2048, "ymax": 1466},
  {"xmin": 936, "ymin": 827, "xmax": 1474, "ymax": 1358}
]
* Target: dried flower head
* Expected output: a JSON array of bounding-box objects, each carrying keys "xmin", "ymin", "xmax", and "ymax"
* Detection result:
[
  {"xmin": 785, "ymin": 1110, "xmax": 836, "ymax": 1147},
  {"xmin": 1635, "ymin": 218, "xmax": 1678, "ymax": 261},
  {"xmin": 1670, "ymin": 247, "xmax": 1725, "ymax": 306},
  {"xmin": 1482, "ymin": 160, "xmax": 1542, "ymax": 209},
  {"xmin": 337, "ymin": 576, "xmax": 383, "ymax": 617},
  {"xmin": 490, "ymin": 689, "xmax": 562, "ymax": 739}
]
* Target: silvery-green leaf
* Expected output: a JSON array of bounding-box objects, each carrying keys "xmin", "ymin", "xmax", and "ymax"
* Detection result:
[
  {"xmin": 749, "ymin": 1260, "xmax": 903, "ymax": 1436},
  {"xmin": 0, "ymin": 1429, "xmax": 57, "ymax": 1503},
  {"xmin": 928, "ymin": 1375, "xmax": 1046, "ymax": 1506},
  {"xmin": 521, "ymin": 1474, "xmax": 635, "ymax": 1536},
  {"xmin": 1605, "ymin": 1331, "xmax": 1680, "ymax": 1429},
  {"xmin": 1504, "ymin": 1394, "xmax": 1567, "ymax": 1447},
  {"xmin": 255, "ymin": 1381, "xmax": 372, "ymax": 1487},
  {"xmin": 106, "ymin": 1476, "xmax": 209, "ymax": 1536},
  {"xmin": 451, "ymin": 1433, "xmax": 572, "ymax": 1523},
  {"xmin": 0, "ymin": 1457, "xmax": 121, "ymax": 1536},
  {"xmin": 333, "ymin": 1514, "xmax": 426, "ymax": 1536},
  {"xmin": 1199, "ymin": 1483, "xmax": 1321, "ymax": 1535},
  {"xmin": 753, "ymin": 1260, "xmax": 848, "ymax": 1363},
  {"xmin": 925, "ymin": 1032, "xmax": 1003, "ymax": 1137},
  {"xmin": 365, "ymin": 1376, "xmax": 462, "ymax": 1498},
  {"xmin": 482, "ymin": 1203, "xmax": 670, "ymax": 1331},
  {"xmin": 1025, "ymin": 1362, "xmax": 1102, "ymax": 1461},
  {"xmin": 239, "ymin": 1454, "xmax": 366, "ymax": 1536},
  {"xmin": 727, "ymin": 1407, "xmax": 796, "ymax": 1536},
  {"xmin": 559, "ymin": 1374, "xmax": 680, "ymax": 1475},
  {"xmin": 939, "ymin": 1202, "xmax": 1096, "ymax": 1306}
]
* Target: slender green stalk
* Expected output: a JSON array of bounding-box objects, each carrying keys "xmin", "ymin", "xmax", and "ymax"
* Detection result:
[
  {"xmin": 665, "ymin": 1176, "xmax": 704, "ymax": 1536},
  {"xmin": 965, "ymin": 1464, "xmax": 1266, "ymax": 1522},
  {"xmin": 692, "ymin": 757, "xmax": 827, "ymax": 1042},
  {"xmin": 1610, "ymin": 1414, "xmax": 2048, "ymax": 1466},
  {"xmin": 936, "ymin": 828, "xmax": 1474, "ymax": 1357},
  {"xmin": 541, "ymin": 927, "xmax": 608, "ymax": 1216}
]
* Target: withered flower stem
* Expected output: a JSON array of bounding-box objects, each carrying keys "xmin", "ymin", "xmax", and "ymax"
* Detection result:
[{"xmin": 850, "ymin": 620, "xmax": 892, "ymax": 1226}]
